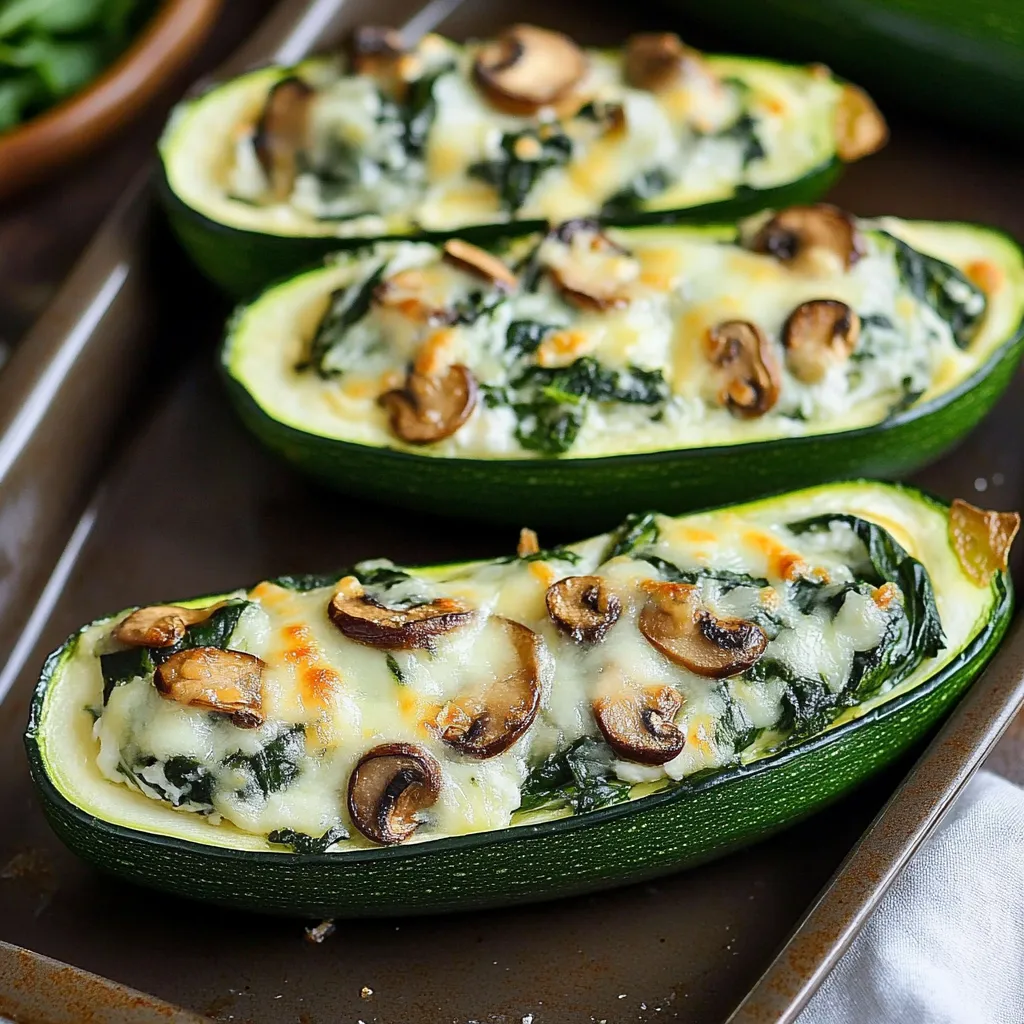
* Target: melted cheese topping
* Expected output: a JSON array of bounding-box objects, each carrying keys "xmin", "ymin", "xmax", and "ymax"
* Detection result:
[
  {"xmin": 227, "ymin": 218, "xmax": 1024, "ymax": 459},
  {"xmin": 38, "ymin": 484, "xmax": 997, "ymax": 854},
  {"xmin": 161, "ymin": 39, "xmax": 844, "ymax": 239}
]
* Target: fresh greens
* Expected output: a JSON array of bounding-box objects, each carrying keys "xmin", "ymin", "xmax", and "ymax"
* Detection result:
[
  {"xmin": 880, "ymin": 231, "xmax": 986, "ymax": 348},
  {"xmin": 603, "ymin": 510, "xmax": 660, "ymax": 560},
  {"xmin": 468, "ymin": 127, "xmax": 573, "ymax": 213},
  {"xmin": 505, "ymin": 319, "xmax": 557, "ymax": 359},
  {"xmin": 266, "ymin": 826, "xmax": 349, "ymax": 854},
  {"xmin": 0, "ymin": 0, "xmax": 156, "ymax": 132},
  {"xmin": 304, "ymin": 263, "xmax": 387, "ymax": 377},
  {"xmin": 385, "ymin": 652, "xmax": 404, "ymax": 685},
  {"xmin": 484, "ymin": 357, "xmax": 668, "ymax": 456},
  {"xmin": 519, "ymin": 737, "xmax": 632, "ymax": 815}
]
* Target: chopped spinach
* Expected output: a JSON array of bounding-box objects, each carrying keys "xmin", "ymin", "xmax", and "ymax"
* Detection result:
[
  {"xmin": 714, "ymin": 682, "xmax": 764, "ymax": 755},
  {"xmin": 402, "ymin": 63, "xmax": 451, "ymax": 156},
  {"xmin": 224, "ymin": 728, "xmax": 304, "ymax": 800},
  {"xmin": 353, "ymin": 565, "xmax": 413, "ymax": 588},
  {"xmin": 468, "ymin": 128, "xmax": 573, "ymax": 213},
  {"xmin": 505, "ymin": 319, "xmax": 557, "ymax": 359},
  {"xmin": 879, "ymin": 231, "xmax": 986, "ymax": 348},
  {"xmin": 385, "ymin": 653, "xmax": 404, "ymax": 685},
  {"xmin": 489, "ymin": 357, "xmax": 668, "ymax": 456},
  {"xmin": 639, "ymin": 556, "xmax": 769, "ymax": 592},
  {"xmin": 887, "ymin": 376, "xmax": 926, "ymax": 418},
  {"xmin": 601, "ymin": 167, "xmax": 673, "ymax": 217},
  {"xmin": 121, "ymin": 755, "xmax": 215, "ymax": 809},
  {"xmin": 603, "ymin": 510, "xmax": 660, "ymax": 561},
  {"xmin": 519, "ymin": 737, "xmax": 632, "ymax": 815},
  {"xmin": 450, "ymin": 288, "xmax": 506, "ymax": 326},
  {"xmin": 267, "ymin": 826, "xmax": 349, "ymax": 853},
  {"xmin": 497, "ymin": 545, "xmax": 581, "ymax": 567},
  {"xmin": 304, "ymin": 262, "xmax": 388, "ymax": 377},
  {"xmin": 704, "ymin": 112, "xmax": 765, "ymax": 167},
  {"xmin": 270, "ymin": 572, "xmax": 342, "ymax": 592},
  {"xmin": 100, "ymin": 647, "xmax": 154, "ymax": 703}
]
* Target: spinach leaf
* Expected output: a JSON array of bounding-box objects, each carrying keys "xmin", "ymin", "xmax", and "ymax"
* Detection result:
[
  {"xmin": 491, "ymin": 357, "xmax": 668, "ymax": 456},
  {"xmin": 887, "ymin": 376, "xmax": 926, "ymax": 418},
  {"xmin": 353, "ymin": 565, "xmax": 412, "ymax": 588},
  {"xmin": 505, "ymin": 320, "xmax": 557, "ymax": 359},
  {"xmin": 304, "ymin": 262, "xmax": 387, "ymax": 377},
  {"xmin": 713, "ymin": 682, "xmax": 763, "ymax": 755},
  {"xmin": 402, "ymin": 63, "xmax": 451, "ymax": 156},
  {"xmin": 270, "ymin": 572, "xmax": 342, "ymax": 591},
  {"xmin": 121, "ymin": 755, "xmax": 215, "ymax": 809},
  {"xmin": 601, "ymin": 167, "xmax": 673, "ymax": 217},
  {"xmin": 224, "ymin": 728, "xmax": 304, "ymax": 800},
  {"xmin": 703, "ymin": 112, "xmax": 765, "ymax": 167},
  {"xmin": 519, "ymin": 737, "xmax": 632, "ymax": 814},
  {"xmin": 603, "ymin": 511, "xmax": 660, "ymax": 560},
  {"xmin": 100, "ymin": 647, "xmax": 154, "ymax": 703},
  {"xmin": 468, "ymin": 128, "xmax": 573, "ymax": 212},
  {"xmin": 879, "ymin": 231, "xmax": 986, "ymax": 348},
  {"xmin": 385, "ymin": 653, "xmax": 404, "ymax": 685},
  {"xmin": 745, "ymin": 659, "xmax": 838, "ymax": 739},
  {"xmin": 267, "ymin": 826, "xmax": 349, "ymax": 853},
  {"xmin": 639, "ymin": 556, "xmax": 769, "ymax": 591},
  {"xmin": 496, "ymin": 546, "xmax": 581, "ymax": 567}
]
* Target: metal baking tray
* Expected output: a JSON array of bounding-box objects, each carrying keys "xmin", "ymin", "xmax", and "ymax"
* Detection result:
[{"xmin": 0, "ymin": 1, "xmax": 1021, "ymax": 1021}]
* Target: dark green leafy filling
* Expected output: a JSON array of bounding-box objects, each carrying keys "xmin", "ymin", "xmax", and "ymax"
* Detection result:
[
  {"xmin": 117, "ymin": 755, "xmax": 215, "ymax": 811},
  {"xmin": 224, "ymin": 727, "xmax": 305, "ymax": 800},
  {"xmin": 520, "ymin": 737, "xmax": 632, "ymax": 815},
  {"xmin": 467, "ymin": 128, "xmax": 573, "ymax": 213},
  {"xmin": 266, "ymin": 827, "xmax": 350, "ymax": 854}
]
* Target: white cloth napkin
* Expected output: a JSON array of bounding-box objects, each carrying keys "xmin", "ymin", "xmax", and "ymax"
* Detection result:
[{"xmin": 797, "ymin": 770, "xmax": 1024, "ymax": 1024}]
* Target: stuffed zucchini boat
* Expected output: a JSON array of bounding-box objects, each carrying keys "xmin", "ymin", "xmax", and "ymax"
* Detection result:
[
  {"xmin": 158, "ymin": 23, "xmax": 886, "ymax": 295},
  {"xmin": 222, "ymin": 206, "xmax": 1024, "ymax": 527},
  {"xmin": 26, "ymin": 483, "xmax": 1017, "ymax": 917}
]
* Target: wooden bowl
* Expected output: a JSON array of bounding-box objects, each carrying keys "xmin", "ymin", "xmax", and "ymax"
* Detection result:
[{"xmin": 0, "ymin": 0, "xmax": 224, "ymax": 202}]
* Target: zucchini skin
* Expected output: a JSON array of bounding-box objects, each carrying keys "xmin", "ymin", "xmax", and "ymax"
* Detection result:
[
  {"xmin": 220, "ymin": 319, "xmax": 1024, "ymax": 530},
  {"xmin": 25, "ymin": 563, "xmax": 1012, "ymax": 918}
]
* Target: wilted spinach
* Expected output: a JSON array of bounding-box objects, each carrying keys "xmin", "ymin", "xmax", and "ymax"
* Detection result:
[
  {"xmin": 267, "ymin": 826, "xmax": 349, "ymax": 853},
  {"xmin": 224, "ymin": 727, "xmax": 305, "ymax": 800},
  {"xmin": 468, "ymin": 128, "xmax": 573, "ymax": 212},
  {"xmin": 519, "ymin": 737, "xmax": 632, "ymax": 815}
]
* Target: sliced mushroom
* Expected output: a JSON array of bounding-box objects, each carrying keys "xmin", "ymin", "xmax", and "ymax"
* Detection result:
[
  {"xmin": 154, "ymin": 647, "xmax": 265, "ymax": 728},
  {"xmin": 254, "ymin": 77, "xmax": 314, "ymax": 202},
  {"xmin": 624, "ymin": 32, "xmax": 699, "ymax": 92},
  {"xmin": 748, "ymin": 204, "xmax": 864, "ymax": 273},
  {"xmin": 639, "ymin": 582, "xmax": 767, "ymax": 678},
  {"xmin": 373, "ymin": 267, "xmax": 452, "ymax": 324},
  {"xmin": 544, "ymin": 221, "xmax": 637, "ymax": 311},
  {"xmin": 546, "ymin": 576, "xmax": 622, "ymax": 644},
  {"xmin": 113, "ymin": 601, "xmax": 227, "ymax": 648},
  {"xmin": 328, "ymin": 592, "xmax": 471, "ymax": 649},
  {"xmin": 949, "ymin": 498, "xmax": 1021, "ymax": 587},
  {"xmin": 473, "ymin": 24, "xmax": 587, "ymax": 116},
  {"xmin": 435, "ymin": 617, "xmax": 541, "ymax": 759},
  {"xmin": 834, "ymin": 84, "xmax": 888, "ymax": 162},
  {"xmin": 594, "ymin": 684, "xmax": 684, "ymax": 765},
  {"xmin": 379, "ymin": 364, "xmax": 478, "ymax": 444},
  {"xmin": 442, "ymin": 239, "xmax": 518, "ymax": 291},
  {"xmin": 782, "ymin": 299, "xmax": 861, "ymax": 383},
  {"xmin": 347, "ymin": 742, "xmax": 442, "ymax": 845},
  {"xmin": 704, "ymin": 320, "xmax": 781, "ymax": 418}
]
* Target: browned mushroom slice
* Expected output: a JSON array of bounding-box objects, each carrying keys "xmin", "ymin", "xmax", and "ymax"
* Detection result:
[
  {"xmin": 594, "ymin": 684, "xmax": 684, "ymax": 765},
  {"xmin": 113, "ymin": 601, "xmax": 228, "ymax": 648},
  {"xmin": 254, "ymin": 77, "xmax": 314, "ymax": 202},
  {"xmin": 347, "ymin": 742, "xmax": 442, "ymax": 845},
  {"xmin": 436, "ymin": 618, "xmax": 541, "ymax": 759},
  {"xmin": 639, "ymin": 582, "xmax": 767, "ymax": 678},
  {"xmin": 834, "ymin": 84, "xmax": 888, "ymax": 162},
  {"xmin": 544, "ymin": 221, "xmax": 637, "ymax": 311},
  {"xmin": 373, "ymin": 267, "xmax": 451, "ymax": 324},
  {"xmin": 379, "ymin": 364, "xmax": 478, "ymax": 444},
  {"xmin": 704, "ymin": 320, "xmax": 781, "ymax": 418},
  {"xmin": 443, "ymin": 239, "xmax": 518, "ymax": 291},
  {"xmin": 748, "ymin": 204, "xmax": 865, "ymax": 272},
  {"xmin": 329, "ymin": 592, "xmax": 471, "ymax": 649},
  {"xmin": 546, "ymin": 576, "xmax": 622, "ymax": 644},
  {"xmin": 154, "ymin": 647, "xmax": 265, "ymax": 728},
  {"xmin": 782, "ymin": 299, "xmax": 861, "ymax": 383},
  {"xmin": 624, "ymin": 32, "xmax": 700, "ymax": 92},
  {"xmin": 473, "ymin": 24, "xmax": 587, "ymax": 115}
]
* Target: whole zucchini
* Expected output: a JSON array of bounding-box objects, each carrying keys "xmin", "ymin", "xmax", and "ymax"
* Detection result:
[
  {"xmin": 221, "ymin": 207, "xmax": 1024, "ymax": 527},
  {"xmin": 26, "ymin": 482, "xmax": 1016, "ymax": 917},
  {"xmin": 158, "ymin": 24, "xmax": 886, "ymax": 296}
]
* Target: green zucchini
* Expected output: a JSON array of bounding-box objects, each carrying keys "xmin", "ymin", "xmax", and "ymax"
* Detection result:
[
  {"xmin": 157, "ymin": 25, "xmax": 883, "ymax": 296},
  {"xmin": 25, "ymin": 483, "xmax": 1015, "ymax": 917},
  {"xmin": 221, "ymin": 210, "xmax": 1024, "ymax": 528}
]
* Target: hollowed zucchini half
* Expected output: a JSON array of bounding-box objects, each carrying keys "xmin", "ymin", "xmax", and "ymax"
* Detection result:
[
  {"xmin": 221, "ymin": 212, "xmax": 1024, "ymax": 529},
  {"xmin": 26, "ymin": 482, "xmax": 1015, "ymax": 917},
  {"xmin": 157, "ymin": 24, "xmax": 883, "ymax": 296}
]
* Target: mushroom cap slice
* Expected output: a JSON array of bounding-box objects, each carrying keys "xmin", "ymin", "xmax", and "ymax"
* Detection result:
[
  {"xmin": 254, "ymin": 76, "xmax": 314, "ymax": 202},
  {"xmin": 154, "ymin": 647, "xmax": 265, "ymax": 728},
  {"xmin": 113, "ymin": 601, "xmax": 227, "ymax": 648},
  {"xmin": 436, "ymin": 617, "xmax": 542, "ymax": 759},
  {"xmin": 442, "ymin": 239, "xmax": 518, "ymax": 291},
  {"xmin": 748, "ymin": 204, "xmax": 865, "ymax": 273},
  {"xmin": 546, "ymin": 576, "xmax": 622, "ymax": 644},
  {"xmin": 379, "ymin": 365, "xmax": 478, "ymax": 444},
  {"xmin": 624, "ymin": 32, "xmax": 698, "ymax": 92},
  {"xmin": 782, "ymin": 299, "xmax": 861, "ymax": 383},
  {"xmin": 834, "ymin": 84, "xmax": 888, "ymax": 162},
  {"xmin": 347, "ymin": 742, "xmax": 442, "ymax": 845},
  {"xmin": 473, "ymin": 24, "xmax": 587, "ymax": 115},
  {"xmin": 328, "ymin": 592, "xmax": 472, "ymax": 650},
  {"xmin": 639, "ymin": 582, "xmax": 768, "ymax": 678},
  {"xmin": 543, "ymin": 221, "xmax": 638, "ymax": 311},
  {"xmin": 594, "ymin": 684, "xmax": 684, "ymax": 765},
  {"xmin": 704, "ymin": 320, "xmax": 781, "ymax": 418}
]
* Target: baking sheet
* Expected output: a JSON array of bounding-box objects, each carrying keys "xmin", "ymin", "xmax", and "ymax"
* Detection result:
[{"xmin": 0, "ymin": 1, "xmax": 1021, "ymax": 1021}]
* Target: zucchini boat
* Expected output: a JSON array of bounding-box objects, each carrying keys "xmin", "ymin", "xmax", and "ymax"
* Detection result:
[
  {"xmin": 222, "ymin": 206, "xmax": 1024, "ymax": 527},
  {"xmin": 26, "ymin": 483, "xmax": 1017, "ymax": 918},
  {"xmin": 158, "ymin": 24, "xmax": 887, "ymax": 296}
]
